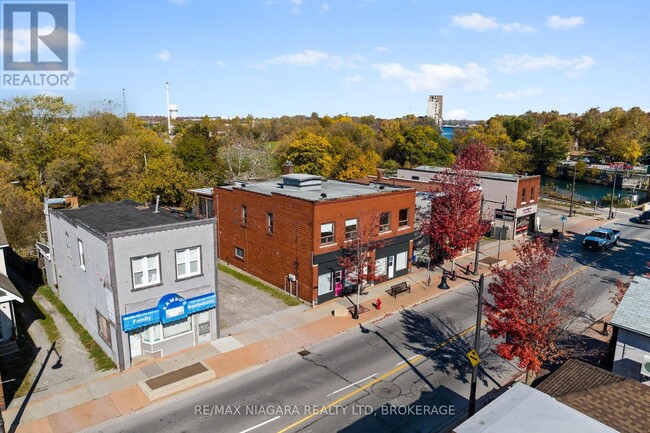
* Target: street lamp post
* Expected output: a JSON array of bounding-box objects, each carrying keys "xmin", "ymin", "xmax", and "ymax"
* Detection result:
[
  {"xmin": 438, "ymin": 271, "xmax": 485, "ymax": 416},
  {"xmin": 569, "ymin": 163, "xmax": 577, "ymax": 217},
  {"xmin": 609, "ymin": 164, "xmax": 621, "ymax": 220}
]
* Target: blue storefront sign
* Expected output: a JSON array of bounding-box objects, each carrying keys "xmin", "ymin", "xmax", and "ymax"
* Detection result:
[{"xmin": 121, "ymin": 292, "xmax": 217, "ymax": 332}]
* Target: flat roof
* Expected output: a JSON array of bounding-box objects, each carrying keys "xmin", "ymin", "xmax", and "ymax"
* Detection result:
[
  {"xmin": 454, "ymin": 382, "xmax": 617, "ymax": 433},
  {"xmin": 219, "ymin": 176, "xmax": 411, "ymax": 202},
  {"xmin": 402, "ymin": 166, "xmax": 539, "ymax": 182},
  {"xmin": 53, "ymin": 200, "xmax": 206, "ymax": 238},
  {"xmin": 189, "ymin": 187, "xmax": 214, "ymax": 196},
  {"xmin": 611, "ymin": 275, "xmax": 650, "ymax": 337}
]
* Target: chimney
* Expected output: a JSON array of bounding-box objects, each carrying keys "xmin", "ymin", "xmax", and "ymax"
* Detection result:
[
  {"xmin": 282, "ymin": 160, "xmax": 294, "ymax": 175},
  {"xmin": 377, "ymin": 168, "xmax": 384, "ymax": 182}
]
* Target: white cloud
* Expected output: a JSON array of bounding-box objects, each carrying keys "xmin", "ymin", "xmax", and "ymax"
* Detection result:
[
  {"xmin": 319, "ymin": 3, "xmax": 330, "ymax": 13},
  {"xmin": 501, "ymin": 22, "xmax": 535, "ymax": 33},
  {"xmin": 169, "ymin": 0, "xmax": 188, "ymax": 5},
  {"xmin": 451, "ymin": 13, "xmax": 499, "ymax": 31},
  {"xmin": 446, "ymin": 109, "xmax": 468, "ymax": 120},
  {"xmin": 375, "ymin": 46, "xmax": 390, "ymax": 53},
  {"xmin": 494, "ymin": 54, "xmax": 595, "ymax": 74},
  {"xmin": 372, "ymin": 62, "xmax": 491, "ymax": 91},
  {"xmin": 451, "ymin": 13, "xmax": 535, "ymax": 33},
  {"xmin": 496, "ymin": 87, "xmax": 543, "ymax": 100},
  {"xmin": 546, "ymin": 15, "xmax": 584, "ymax": 29},
  {"xmin": 257, "ymin": 50, "xmax": 364, "ymax": 69},
  {"xmin": 157, "ymin": 50, "xmax": 171, "ymax": 61}
]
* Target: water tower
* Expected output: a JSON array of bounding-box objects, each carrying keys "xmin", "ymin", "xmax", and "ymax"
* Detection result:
[{"xmin": 169, "ymin": 104, "xmax": 179, "ymax": 120}]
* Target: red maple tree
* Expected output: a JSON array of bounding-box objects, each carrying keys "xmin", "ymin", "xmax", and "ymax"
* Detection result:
[
  {"xmin": 484, "ymin": 237, "xmax": 577, "ymax": 381},
  {"xmin": 454, "ymin": 141, "xmax": 497, "ymax": 172},
  {"xmin": 421, "ymin": 148, "xmax": 491, "ymax": 265},
  {"xmin": 336, "ymin": 212, "xmax": 387, "ymax": 297}
]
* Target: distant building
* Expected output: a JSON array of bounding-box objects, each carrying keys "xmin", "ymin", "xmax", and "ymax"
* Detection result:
[
  {"xmin": 214, "ymin": 172, "xmax": 416, "ymax": 306},
  {"xmin": 610, "ymin": 275, "xmax": 650, "ymax": 383},
  {"xmin": 394, "ymin": 167, "xmax": 541, "ymax": 240},
  {"xmin": 0, "ymin": 219, "xmax": 22, "ymax": 346},
  {"xmin": 426, "ymin": 95, "xmax": 443, "ymax": 129},
  {"xmin": 40, "ymin": 200, "xmax": 218, "ymax": 370}
]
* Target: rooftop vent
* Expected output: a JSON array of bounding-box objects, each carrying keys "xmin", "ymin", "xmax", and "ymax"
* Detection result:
[
  {"xmin": 280, "ymin": 174, "xmax": 322, "ymax": 191},
  {"xmin": 320, "ymin": 193, "xmax": 327, "ymax": 199}
]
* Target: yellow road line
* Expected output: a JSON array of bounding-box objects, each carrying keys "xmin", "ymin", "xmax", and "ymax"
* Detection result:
[{"xmin": 275, "ymin": 324, "xmax": 477, "ymax": 433}]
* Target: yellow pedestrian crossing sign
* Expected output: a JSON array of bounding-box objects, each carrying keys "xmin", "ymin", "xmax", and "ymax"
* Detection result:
[{"xmin": 467, "ymin": 349, "xmax": 480, "ymax": 366}]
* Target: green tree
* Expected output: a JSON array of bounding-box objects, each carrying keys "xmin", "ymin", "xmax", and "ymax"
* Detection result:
[{"xmin": 280, "ymin": 131, "xmax": 334, "ymax": 176}]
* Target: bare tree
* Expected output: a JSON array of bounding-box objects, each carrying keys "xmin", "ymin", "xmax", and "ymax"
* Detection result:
[{"xmin": 219, "ymin": 131, "xmax": 274, "ymax": 183}]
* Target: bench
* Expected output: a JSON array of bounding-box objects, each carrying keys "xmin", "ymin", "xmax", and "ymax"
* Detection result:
[{"xmin": 389, "ymin": 281, "xmax": 411, "ymax": 298}]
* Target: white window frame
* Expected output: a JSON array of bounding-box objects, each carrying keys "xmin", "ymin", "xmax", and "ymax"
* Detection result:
[
  {"xmin": 345, "ymin": 218, "xmax": 358, "ymax": 240},
  {"xmin": 398, "ymin": 208, "xmax": 409, "ymax": 227},
  {"xmin": 162, "ymin": 317, "xmax": 192, "ymax": 339},
  {"xmin": 235, "ymin": 246, "xmax": 245, "ymax": 259},
  {"xmin": 131, "ymin": 254, "xmax": 161, "ymax": 289},
  {"xmin": 320, "ymin": 222, "xmax": 335, "ymax": 244},
  {"xmin": 175, "ymin": 246, "xmax": 201, "ymax": 280},
  {"xmin": 267, "ymin": 212, "xmax": 274, "ymax": 235},
  {"xmin": 78, "ymin": 239, "xmax": 86, "ymax": 271},
  {"xmin": 379, "ymin": 212, "xmax": 391, "ymax": 232}
]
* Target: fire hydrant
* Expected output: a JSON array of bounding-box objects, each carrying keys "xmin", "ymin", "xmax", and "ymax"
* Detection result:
[{"xmin": 375, "ymin": 298, "xmax": 382, "ymax": 310}]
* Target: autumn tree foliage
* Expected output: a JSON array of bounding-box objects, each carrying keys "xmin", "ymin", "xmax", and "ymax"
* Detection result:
[
  {"xmin": 484, "ymin": 237, "xmax": 578, "ymax": 380},
  {"xmin": 421, "ymin": 147, "xmax": 491, "ymax": 264},
  {"xmin": 454, "ymin": 141, "xmax": 498, "ymax": 172},
  {"xmin": 336, "ymin": 212, "xmax": 387, "ymax": 293}
]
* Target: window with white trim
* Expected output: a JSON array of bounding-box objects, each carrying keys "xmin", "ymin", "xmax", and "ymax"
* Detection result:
[
  {"xmin": 235, "ymin": 246, "xmax": 245, "ymax": 259},
  {"xmin": 320, "ymin": 222, "xmax": 334, "ymax": 244},
  {"xmin": 345, "ymin": 218, "xmax": 357, "ymax": 240},
  {"xmin": 176, "ymin": 246, "xmax": 201, "ymax": 279},
  {"xmin": 267, "ymin": 213, "xmax": 274, "ymax": 235},
  {"xmin": 241, "ymin": 206, "xmax": 247, "ymax": 226},
  {"xmin": 162, "ymin": 317, "xmax": 192, "ymax": 339},
  {"xmin": 131, "ymin": 254, "xmax": 161, "ymax": 289},
  {"xmin": 78, "ymin": 239, "xmax": 86, "ymax": 271},
  {"xmin": 142, "ymin": 325, "xmax": 161, "ymax": 343},
  {"xmin": 398, "ymin": 208, "xmax": 409, "ymax": 227},
  {"xmin": 521, "ymin": 188, "xmax": 526, "ymax": 204},
  {"xmin": 379, "ymin": 212, "xmax": 391, "ymax": 232}
]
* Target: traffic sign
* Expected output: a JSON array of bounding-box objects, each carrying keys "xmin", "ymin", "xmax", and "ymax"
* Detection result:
[
  {"xmin": 466, "ymin": 349, "xmax": 480, "ymax": 367},
  {"xmin": 560, "ymin": 216, "xmax": 568, "ymax": 222}
]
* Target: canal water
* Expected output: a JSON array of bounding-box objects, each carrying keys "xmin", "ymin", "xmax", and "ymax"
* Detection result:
[{"xmin": 541, "ymin": 176, "xmax": 648, "ymax": 203}]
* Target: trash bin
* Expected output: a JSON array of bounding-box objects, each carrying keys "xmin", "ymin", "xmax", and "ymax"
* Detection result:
[{"xmin": 552, "ymin": 229, "xmax": 560, "ymax": 238}]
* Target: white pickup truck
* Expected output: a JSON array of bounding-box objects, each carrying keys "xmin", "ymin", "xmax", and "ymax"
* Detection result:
[{"xmin": 582, "ymin": 228, "xmax": 621, "ymax": 251}]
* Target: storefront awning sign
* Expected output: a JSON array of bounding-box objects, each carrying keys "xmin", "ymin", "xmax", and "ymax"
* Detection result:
[{"xmin": 122, "ymin": 292, "xmax": 217, "ymax": 331}]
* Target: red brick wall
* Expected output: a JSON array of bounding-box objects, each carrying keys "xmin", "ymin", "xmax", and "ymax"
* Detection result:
[
  {"xmin": 516, "ymin": 176, "xmax": 541, "ymax": 208},
  {"xmin": 215, "ymin": 186, "xmax": 416, "ymax": 304},
  {"xmin": 215, "ymin": 188, "xmax": 315, "ymax": 302}
]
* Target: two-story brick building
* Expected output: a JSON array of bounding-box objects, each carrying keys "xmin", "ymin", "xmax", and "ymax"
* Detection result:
[
  {"xmin": 394, "ymin": 167, "xmax": 541, "ymax": 240},
  {"xmin": 215, "ymin": 174, "xmax": 416, "ymax": 305},
  {"xmin": 40, "ymin": 200, "xmax": 218, "ymax": 370}
]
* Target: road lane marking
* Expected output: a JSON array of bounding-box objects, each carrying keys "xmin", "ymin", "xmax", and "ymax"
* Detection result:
[
  {"xmin": 326, "ymin": 373, "xmax": 378, "ymax": 397},
  {"xmin": 240, "ymin": 416, "xmax": 281, "ymax": 433},
  {"xmin": 275, "ymin": 324, "xmax": 477, "ymax": 433},
  {"xmin": 395, "ymin": 354, "xmax": 419, "ymax": 366}
]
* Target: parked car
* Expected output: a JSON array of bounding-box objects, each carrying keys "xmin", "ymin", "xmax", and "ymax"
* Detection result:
[
  {"xmin": 637, "ymin": 211, "xmax": 650, "ymax": 224},
  {"xmin": 583, "ymin": 228, "xmax": 621, "ymax": 251}
]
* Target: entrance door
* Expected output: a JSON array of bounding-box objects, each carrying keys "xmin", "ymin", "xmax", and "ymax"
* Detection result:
[
  {"xmin": 195, "ymin": 311, "xmax": 212, "ymax": 344},
  {"xmin": 387, "ymin": 255, "xmax": 395, "ymax": 279},
  {"xmin": 129, "ymin": 332, "xmax": 142, "ymax": 358}
]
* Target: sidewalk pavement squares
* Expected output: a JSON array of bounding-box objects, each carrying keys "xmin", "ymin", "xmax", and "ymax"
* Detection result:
[{"xmin": 211, "ymin": 336, "xmax": 245, "ymax": 353}]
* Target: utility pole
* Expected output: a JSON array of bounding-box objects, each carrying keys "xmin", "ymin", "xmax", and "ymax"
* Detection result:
[
  {"xmin": 473, "ymin": 196, "xmax": 484, "ymax": 275},
  {"xmin": 569, "ymin": 163, "xmax": 577, "ymax": 217},
  {"xmin": 165, "ymin": 82, "xmax": 172, "ymax": 136},
  {"xmin": 609, "ymin": 165, "xmax": 618, "ymax": 219}
]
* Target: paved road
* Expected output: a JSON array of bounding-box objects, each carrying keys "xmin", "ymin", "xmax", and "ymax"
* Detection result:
[{"xmin": 91, "ymin": 211, "xmax": 650, "ymax": 433}]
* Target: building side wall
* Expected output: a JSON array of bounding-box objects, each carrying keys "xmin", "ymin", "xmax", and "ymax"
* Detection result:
[
  {"xmin": 612, "ymin": 328, "xmax": 650, "ymax": 381},
  {"xmin": 216, "ymin": 188, "xmax": 315, "ymax": 302},
  {"xmin": 516, "ymin": 176, "xmax": 541, "ymax": 208},
  {"xmin": 112, "ymin": 221, "xmax": 217, "ymax": 369},
  {"xmin": 46, "ymin": 213, "xmax": 117, "ymax": 365}
]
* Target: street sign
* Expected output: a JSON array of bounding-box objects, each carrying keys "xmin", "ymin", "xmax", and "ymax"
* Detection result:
[
  {"xmin": 466, "ymin": 349, "xmax": 480, "ymax": 367},
  {"xmin": 560, "ymin": 216, "xmax": 568, "ymax": 223}
]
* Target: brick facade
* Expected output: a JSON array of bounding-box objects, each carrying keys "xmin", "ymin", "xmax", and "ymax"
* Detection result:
[{"xmin": 215, "ymin": 184, "xmax": 415, "ymax": 305}]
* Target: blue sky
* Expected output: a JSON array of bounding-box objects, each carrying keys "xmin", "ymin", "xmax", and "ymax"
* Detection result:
[{"xmin": 4, "ymin": 0, "xmax": 650, "ymax": 120}]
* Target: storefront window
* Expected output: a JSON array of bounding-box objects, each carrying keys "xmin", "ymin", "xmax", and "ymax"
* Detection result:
[
  {"xmin": 163, "ymin": 317, "xmax": 192, "ymax": 339},
  {"xmin": 143, "ymin": 324, "xmax": 162, "ymax": 343}
]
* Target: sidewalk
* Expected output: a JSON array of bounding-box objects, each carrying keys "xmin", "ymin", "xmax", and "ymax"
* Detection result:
[{"xmin": 2, "ymin": 208, "xmax": 605, "ymax": 433}]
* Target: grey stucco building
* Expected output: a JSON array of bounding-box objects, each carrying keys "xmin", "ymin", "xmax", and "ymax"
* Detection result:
[
  {"xmin": 40, "ymin": 200, "xmax": 218, "ymax": 370},
  {"xmin": 610, "ymin": 275, "xmax": 650, "ymax": 383}
]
